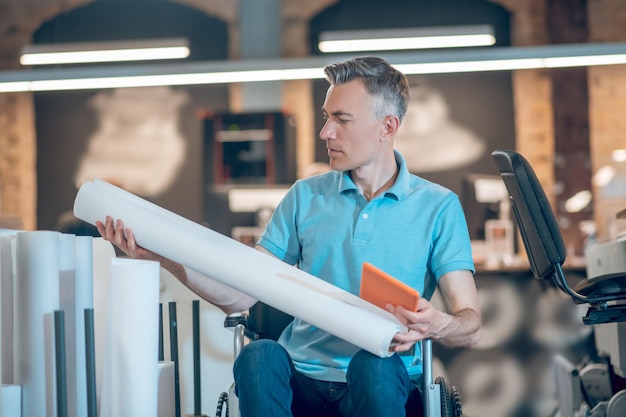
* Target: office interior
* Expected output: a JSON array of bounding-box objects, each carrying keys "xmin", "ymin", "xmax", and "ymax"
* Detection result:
[{"xmin": 1, "ymin": 0, "xmax": 626, "ymax": 416}]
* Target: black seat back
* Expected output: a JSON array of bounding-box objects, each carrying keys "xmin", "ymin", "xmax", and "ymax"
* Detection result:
[
  {"xmin": 492, "ymin": 149, "xmax": 626, "ymax": 324},
  {"xmin": 491, "ymin": 149, "xmax": 566, "ymax": 281}
]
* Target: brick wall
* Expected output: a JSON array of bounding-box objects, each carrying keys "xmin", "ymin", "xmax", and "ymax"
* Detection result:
[
  {"xmin": 588, "ymin": 0, "xmax": 626, "ymax": 240},
  {"xmin": 0, "ymin": 92, "xmax": 36, "ymax": 229},
  {"xmin": 492, "ymin": 0, "xmax": 556, "ymax": 203}
]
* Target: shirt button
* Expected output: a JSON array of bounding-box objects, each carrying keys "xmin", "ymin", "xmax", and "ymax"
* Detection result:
[{"xmin": 362, "ymin": 213, "xmax": 369, "ymax": 219}]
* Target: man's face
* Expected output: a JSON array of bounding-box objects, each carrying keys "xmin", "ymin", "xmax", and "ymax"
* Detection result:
[{"xmin": 320, "ymin": 80, "xmax": 385, "ymax": 172}]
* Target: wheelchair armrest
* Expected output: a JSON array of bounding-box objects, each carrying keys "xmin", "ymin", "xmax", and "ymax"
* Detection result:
[{"xmin": 224, "ymin": 312, "xmax": 260, "ymax": 341}]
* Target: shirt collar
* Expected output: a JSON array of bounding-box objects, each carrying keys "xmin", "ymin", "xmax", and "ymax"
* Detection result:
[{"xmin": 338, "ymin": 150, "xmax": 410, "ymax": 200}]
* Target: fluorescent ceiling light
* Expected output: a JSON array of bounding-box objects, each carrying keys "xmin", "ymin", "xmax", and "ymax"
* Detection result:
[
  {"xmin": 1, "ymin": 42, "xmax": 626, "ymax": 93},
  {"xmin": 394, "ymin": 54, "xmax": 626, "ymax": 74},
  {"xmin": 20, "ymin": 38, "xmax": 190, "ymax": 66},
  {"xmin": 0, "ymin": 68, "xmax": 327, "ymax": 92},
  {"xmin": 318, "ymin": 25, "xmax": 495, "ymax": 53}
]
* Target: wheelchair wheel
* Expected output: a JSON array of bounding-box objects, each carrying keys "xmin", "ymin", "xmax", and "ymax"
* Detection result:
[
  {"xmin": 215, "ymin": 391, "xmax": 229, "ymax": 417},
  {"xmin": 451, "ymin": 386, "xmax": 463, "ymax": 417},
  {"xmin": 435, "ymin": 376, "xmax": 452, "ymax": 417}
]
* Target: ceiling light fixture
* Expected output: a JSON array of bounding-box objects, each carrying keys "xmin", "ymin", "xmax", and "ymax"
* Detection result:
[
  {"xmin": 1, "ymin": 42, "xmax": 626, "ymax": 93},
  {"xmin": 318, "ymin": 25, "xmax": 496, "ymax": 53},
  {"xmin": 20, "ymin": 38, "xmax": 190, "ymax": 66}
]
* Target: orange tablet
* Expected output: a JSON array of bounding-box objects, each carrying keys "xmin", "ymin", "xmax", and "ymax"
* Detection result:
[{"xmin": 359, "ymin": 262, "xmax": 420, "ymax": 312}]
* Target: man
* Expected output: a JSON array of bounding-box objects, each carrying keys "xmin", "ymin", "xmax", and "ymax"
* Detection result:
[{"xmin": 97, "ymin": 56, "xmax": 481, "ymax": 417}]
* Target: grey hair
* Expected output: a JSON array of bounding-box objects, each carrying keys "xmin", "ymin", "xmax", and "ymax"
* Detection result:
[{"xmin": 323, "ymin": 56, "xmax": 410, "ymax": 122}]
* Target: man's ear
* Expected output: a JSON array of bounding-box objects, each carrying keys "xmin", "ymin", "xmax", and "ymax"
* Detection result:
[{"xmin": 381, "ymin": 115, "xmax": 401, "ymax": 140}]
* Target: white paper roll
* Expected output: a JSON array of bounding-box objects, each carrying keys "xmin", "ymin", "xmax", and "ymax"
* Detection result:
[
  {"xmin": 74, "ymin": 180, "xmax": 406, "ymax": 357},
  {"xmin": 74, "ymin": 236, "xmax": 93, "ymax": 417},
  {"xmin": 59, "ymin": 233, "xmax": 79, "ymax": 417},
  {"xmin": 157, "ymin": 361, "xmax": 175, "ymax": 417},
  {"xmin": 99, "ymin": 258, "xmax": 160, "ymax": 417},
  {"xmin": 91, "ymin": 238, "xmax": 116, "ymax": 412},
  {"xmin": 0, "ymin": 233, "xmax": 16, "ymax": 384},
  {"xmin": 56, "ymin": 234, "xmax": 95, "ymax": 417},
  {"xmin": 0, "ymin": 384, "xmax": 21, "ymax": 417},
  {"xmin": 14, "ymin": 231, "xmax": 61, "ymax": 417}
]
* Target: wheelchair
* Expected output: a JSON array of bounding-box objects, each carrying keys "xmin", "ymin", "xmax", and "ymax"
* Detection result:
[
  {"xmin": 218, "ymin": 302, "xmax": 463, "ymax": 417},
  {"xmin": 491, "ymin": 149, "xmax": 626, "ymax": 417}
]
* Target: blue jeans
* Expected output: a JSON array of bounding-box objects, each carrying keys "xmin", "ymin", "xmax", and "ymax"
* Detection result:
[{"xmin": 233, "ymin": 339, "xmax": 423, "ymax": 417}]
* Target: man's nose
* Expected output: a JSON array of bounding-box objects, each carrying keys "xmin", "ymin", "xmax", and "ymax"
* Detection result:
[{"xmin": 319, "ymin": 121, "xmax": 335, "ymax": 140}]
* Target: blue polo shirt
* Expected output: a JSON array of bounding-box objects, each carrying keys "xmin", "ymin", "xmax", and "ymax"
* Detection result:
[{"xmin": 257, "ymin": 151, "xmax": 474, "ymax": 383}]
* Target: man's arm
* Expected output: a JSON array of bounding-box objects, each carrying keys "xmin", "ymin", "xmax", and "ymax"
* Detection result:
[
  {"xmin": 430, "ymin": 270, "xmax": 481, "ymax": 347},
  {"xmin": 388, "ymin": 269, "xmax": 481, "ymax": 352},
  {"xmin": 96, "ymin": 216, "xmax": 258, "ymax": 315}
]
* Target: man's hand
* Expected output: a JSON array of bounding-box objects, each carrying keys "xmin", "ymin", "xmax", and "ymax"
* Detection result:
[
  {"xmin": 95, "ymin": 216, "xmax": 160, "ymax": 261},
  {"xmin": 387, "ymin": 270, "xmax": 481, "ymax": 353},
  {"xmin": 387, "ymin": 298, "xmax": 449, "ymax": 353}
]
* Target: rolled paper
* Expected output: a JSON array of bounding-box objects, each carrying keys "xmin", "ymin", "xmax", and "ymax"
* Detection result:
[
  {"xmin": 0, "ymin": 384, "xmax": 21, "ymax": 417},
  {"xmin": 0, "ymin": 229, "xmax": 20, "ymax": 235},
  {"xmin": 157, "ymin": 361, "xmax": 176, "ymax": 417},
  {"xmin": 58, "ymin": 233, "xmax": 77, "ymax": 417},
  {"xmin": 90, "ymin": 238, "xmax": 116, "ymax": 412},
  {"xmin": 73, "ymin": 179, "xmax": 406, "ymax": 357},
  {"xmin": 14, "ymin": 231, "xmax": 61, "ymax": 417},
  {"xmin": 74, "ymin": 236, "xmax": 94, "ymax": 417},
  {"xmin": 99, "ymin": 258, "xmax": 160, "ymax": 417},
  {"xmin": 0, "ymin": 232, "xmax": 16, "ymax": 384},
  {"xmin": 56, "ymin": 234, "xmax": 94, "ymax": 417}
]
